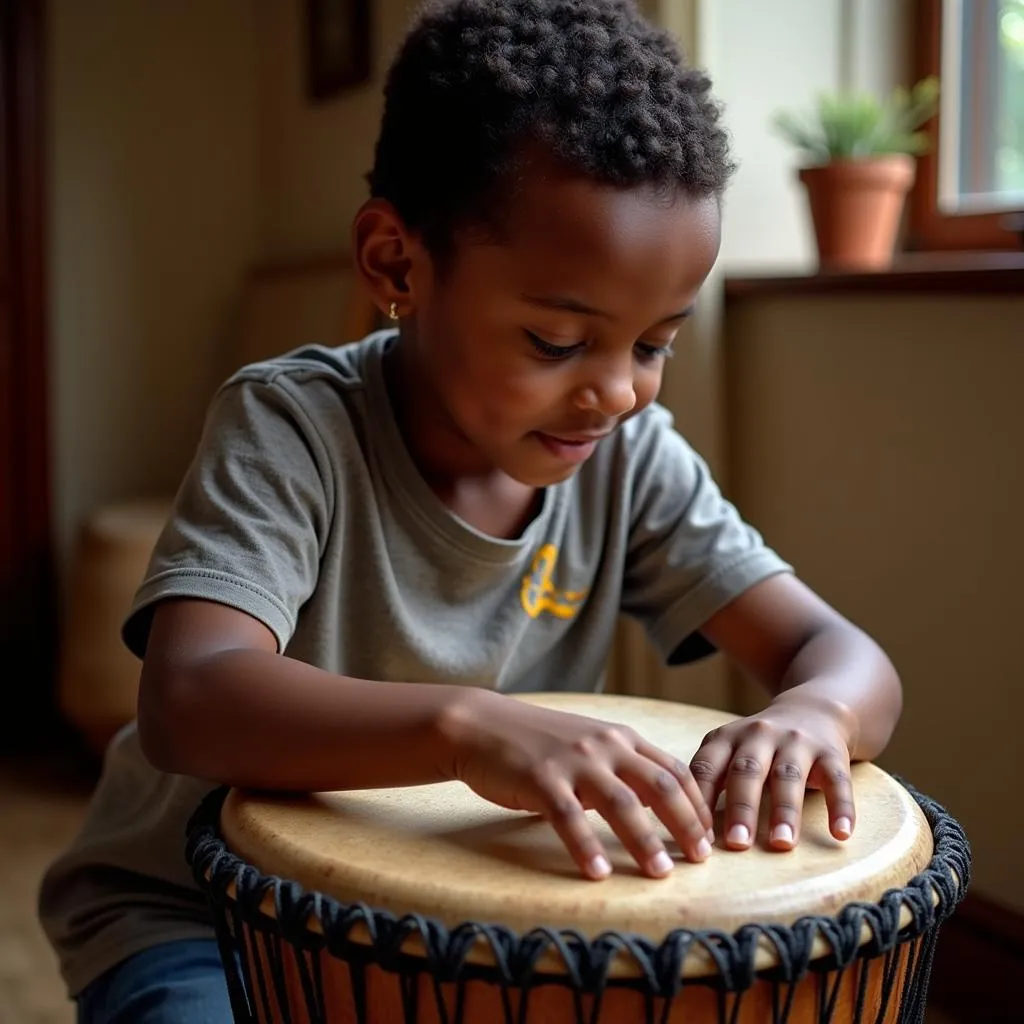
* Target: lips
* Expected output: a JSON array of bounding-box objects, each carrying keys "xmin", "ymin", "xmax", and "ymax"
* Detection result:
[
  {"xmin": 542, "ymin": 432, "xmax": 611, "ymax": 444},
  {"xmin": 540, "ymin": 424, "xmax": 615, "ymax": 443},
  {"xmin": 533, "ymin": 430, "xmax": 612, "ymax": 464}
]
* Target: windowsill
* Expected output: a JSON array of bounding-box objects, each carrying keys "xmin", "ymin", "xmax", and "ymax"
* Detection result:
[{"xmin": 723, "ymin": 251, "xmax": 1024, "ymax": 302}]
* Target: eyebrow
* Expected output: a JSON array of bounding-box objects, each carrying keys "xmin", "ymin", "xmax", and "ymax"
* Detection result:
[{"xmin": 521, "ymin": 294, "xmax": 695, "ymax": 325}]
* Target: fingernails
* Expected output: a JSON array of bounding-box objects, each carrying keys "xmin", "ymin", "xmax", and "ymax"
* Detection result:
[
  {"xmin": 696, "ymin": 837, "xmax": 712, "ymax": 859},
  {"xmin": 727, "ymin": 824, "xmax": 750, "ymax": 847},
  {"xmin": 771, "ymin": 823, "xmax": 794, "ymax": 846},
  {"xmin": 650, "ymin": 851, "xmax": 674, "ymax": 875},
  {"xmin": 706, "ymin": 828, "xmax": 715, "ymax": 844},
  {"xmin": 589, "ymin": 855, "xmax": 612, "ymax": 879},
  {"xmin": 835, "ymin": 817, "xmax": 852, "ymax": 839}
]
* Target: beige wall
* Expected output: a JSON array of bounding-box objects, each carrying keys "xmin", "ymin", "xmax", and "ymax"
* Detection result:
[
  {"xmin": 47, "ymin": 0, "xmax": 423, "ymax": 572},
  {"xmin": 701, "ymin": 0, "xmax": 912, "ymax": 276},
  {"xmin": 253, "ymin": 0, "xmax": 416, "ymax": 259},
  {"xmin": 667, "ymin": 0, "xmax": 913, "ymax": 472},
  {"xmin": 48, "ymin": 0, "xmax": 260, "ymax": 568},
  {"xmin": 725, "ymin": 291, "xmax": 1024, "ymax": 912}
]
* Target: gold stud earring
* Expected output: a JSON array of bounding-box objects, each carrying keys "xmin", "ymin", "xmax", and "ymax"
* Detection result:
[{"xmin": 388, "ymin": 301, "xmax": 400, "ymax": 322}]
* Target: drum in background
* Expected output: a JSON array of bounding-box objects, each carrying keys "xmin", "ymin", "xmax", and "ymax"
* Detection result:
[
  {"xmin": 186, "ymin": 693, "xmax": 970, "ymax": 1024},
  {"xmin": 58, "ymin": 499, "xmax": 172, "ymax": 754}
]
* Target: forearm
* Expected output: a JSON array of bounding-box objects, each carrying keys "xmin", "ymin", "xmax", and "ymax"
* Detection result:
[
  {"xmin": 138, "ymin": 649, "xmax": 482, "ymax": 791},
  {"xmin": 770, "ymin": 622, "xmax": 903, "ymax": 761}
]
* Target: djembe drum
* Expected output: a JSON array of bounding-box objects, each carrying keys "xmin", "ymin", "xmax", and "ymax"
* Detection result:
[{"xmin": 186, "ymin": 693, "xmax": 969, "ymax": 1023}]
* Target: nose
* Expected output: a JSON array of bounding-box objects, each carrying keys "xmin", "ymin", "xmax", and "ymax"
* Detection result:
[{"xmin": 572, "ymin": 353, "xmax": 637, "ymax": 417}]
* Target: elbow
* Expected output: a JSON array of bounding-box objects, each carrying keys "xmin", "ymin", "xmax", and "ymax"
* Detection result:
[
  {"xmin": 885, "ymin": 651, "xmax": 904, "ymax": 733},
  {"xmin": 869, "ymin": 629, "xmax": 904, "ymax": 721},
  {"xmin": 859, "ymin": 629, "xmax": 904, "ymax": 758},
  {"xmin": 136, "ymin": 662, "xmax": 199, "ymax": 775},
  {"xmin": 888, "ymin": 656, "xmax": 904, "ymax": 719}
]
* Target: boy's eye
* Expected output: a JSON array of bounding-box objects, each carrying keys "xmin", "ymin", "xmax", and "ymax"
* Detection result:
[
  {"xmin": 635, "ymin": 342, "xmax": 674, "ymax": 361},
  {"xmin": 524, "ymin": 330, "xmax": 675, "ymax": 362},
  {"xmin": 525, "ymin": 330, "xmax": 583, "ymax": 360}
]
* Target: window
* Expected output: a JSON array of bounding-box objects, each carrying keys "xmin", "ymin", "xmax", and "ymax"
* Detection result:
[{"xmin": 909, "ymin": 0, "xmax": 1024, "ymax": 250}]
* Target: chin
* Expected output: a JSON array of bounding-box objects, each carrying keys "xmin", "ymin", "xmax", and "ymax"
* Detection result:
[{"xmin": 503, "ymin": 459, "xmax": 581, "ymax": 489}]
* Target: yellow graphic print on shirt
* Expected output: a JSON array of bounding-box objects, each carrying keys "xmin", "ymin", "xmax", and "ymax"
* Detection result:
[{"xmin": 520, "ymin": 544, "xmax": 588, "ymax": 620}]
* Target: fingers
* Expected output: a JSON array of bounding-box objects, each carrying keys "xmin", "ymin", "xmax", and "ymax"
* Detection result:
[
  {"xmin": 808, "ymin": 751, "xmax": 856, "ymax": 840},
  {"xmin": 618, "ymin": 754, "xmax": 713, "ymax": 863},
  {"xmin": 535, "ymin": 737, "xmax": 714, "ymax": 881},
  {"xmin": 534, "ymin": 766, "xmax": 708, "ymax": 882},
  {"xmin": 729, "ymin": 738, "xmax": 855, "ymax": 851},
  {"xmin": 766, "ymin": 745, "xmax": 814, "ymax": 850},
  {"xmin": 533, "ymin": 721, "xmax": 854, "ymax": 880},
  {"xmin": 576, "ymin": 768, "xmax": 706, "ymax": 879},
  {"xmin": 635, "ymin": 740, "xmax": 715, "ymax": 839},
  {"xmin": 688, "ymin": 728, "xmax": 734, "ymax": 822},
  {"xmin": 721, "ymin": 736, "xmax": 774, "ymax": 850},
  {"xmin": 538, "ymin": 776, "xmax": 614, "ymax": 881}
]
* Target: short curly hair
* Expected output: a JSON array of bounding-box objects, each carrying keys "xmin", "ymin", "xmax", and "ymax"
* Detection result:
[{"xmin": 368, "ymin": 0, "xmax": 734, "ymax": 258}]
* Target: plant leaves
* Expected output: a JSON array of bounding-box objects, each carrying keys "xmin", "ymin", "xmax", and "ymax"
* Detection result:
[{"xmin": 771, "ymin": 76, "xmax": 940, "ymax": 159}]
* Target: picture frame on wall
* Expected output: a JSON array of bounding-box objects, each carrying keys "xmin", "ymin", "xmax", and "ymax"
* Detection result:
[{"xmin": 306, "ymin": 0, "xmax": 371, "ymax": 101}]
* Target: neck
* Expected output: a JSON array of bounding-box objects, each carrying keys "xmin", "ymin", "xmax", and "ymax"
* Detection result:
[
  {"xmin": 384, "ymin": 332, "xmax": 500, "ymax": 487},
  {"xmin": 382, "ymin": 332, "xmax": 545, "ymax": 539}
]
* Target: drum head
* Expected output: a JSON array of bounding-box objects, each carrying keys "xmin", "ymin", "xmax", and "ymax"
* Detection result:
[{"xmin": 221, "ymin": 693, "xmax": 933, "ymax": 941}]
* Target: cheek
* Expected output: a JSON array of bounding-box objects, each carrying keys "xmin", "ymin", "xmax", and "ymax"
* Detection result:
[
  {"xmin": 433, "ymin": 335, "xmax": 560, "ymax": 432},
  {"xmin": 633, "ymin": 363, "xmax": 666, "ymax": 412},
  {"xmin": 458, "ymin": 363, "xmax": 561, "ymax": 431}
]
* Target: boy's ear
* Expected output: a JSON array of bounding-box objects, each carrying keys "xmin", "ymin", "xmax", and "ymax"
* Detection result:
[{"xmin": 351, "ymin": 199, "xmax": 429, "ymax": 319}]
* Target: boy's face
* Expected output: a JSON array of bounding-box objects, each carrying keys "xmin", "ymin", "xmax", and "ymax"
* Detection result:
[{"xmin": 399, "ymin": 158, "xmax": 721, "ymax": 488}]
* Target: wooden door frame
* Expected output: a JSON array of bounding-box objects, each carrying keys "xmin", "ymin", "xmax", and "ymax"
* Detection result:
[{"xmin": 2, "ymin": 0, "xmax": 56, "ymax": 748}]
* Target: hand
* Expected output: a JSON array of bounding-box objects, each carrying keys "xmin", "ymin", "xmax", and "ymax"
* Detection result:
[
  {"xmin": 439, "ymin": 692, "xmax": 714, "ymax": 881},
  {"xmin": 688, "ymin": 699, "xmax": 856, "ymax": 852}
]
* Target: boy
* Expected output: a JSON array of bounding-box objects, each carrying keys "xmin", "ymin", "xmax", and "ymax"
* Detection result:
[{"xmin": 40, "ymin": 0, "xmax": 902, "ymax": 1020}]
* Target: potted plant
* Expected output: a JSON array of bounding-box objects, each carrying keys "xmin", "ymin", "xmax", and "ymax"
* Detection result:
[{"xmin": 772, "ymin": 77, "xmax": 940, "ymax": 271}]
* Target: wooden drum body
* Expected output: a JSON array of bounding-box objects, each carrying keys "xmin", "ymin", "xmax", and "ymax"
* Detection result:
[{"xmin": 186, "ymin": 694, "xmax": 970, "ymax": 1024}]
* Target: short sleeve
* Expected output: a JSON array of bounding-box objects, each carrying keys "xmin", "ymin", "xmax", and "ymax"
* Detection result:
[
  {"xmin": 619, "ymin": 405, "xmax": 791, "ymax": 664},
  {"xmin": 122, "ymin": 373, "xmax": 334, "ymax": 658}
]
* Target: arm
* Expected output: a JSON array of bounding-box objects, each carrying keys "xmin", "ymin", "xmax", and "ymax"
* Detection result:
[
  {"xmin": 138, "ymin": 596, "xmax": 715, "ymax": 879},
  {"xmin": 700, "ymin": 573, "xmax": 902, "ymax": 762},
  {"xmin": 692, "ymin": 572, "xmax": 903, "ymax": 850},
  {"xmin": 137, "ymin": 597, "xmax": 473, "ymax": 792},
  {"xmin": 127, "ymin": 378, "xmax": 467, "ymax": 792}
]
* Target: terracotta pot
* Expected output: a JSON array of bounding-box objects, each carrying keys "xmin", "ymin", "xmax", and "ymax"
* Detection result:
[{"xmin": 798, "ymin": 155, "xmax": 916, "ymax": 271}]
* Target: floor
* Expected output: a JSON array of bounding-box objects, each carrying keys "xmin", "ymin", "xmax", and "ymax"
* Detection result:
[
  {"xmin": 0, "ymin": 748, "xmax": 962, "ymax": 1024},
  {"xmin": 0, "ymin": 748, "xmax": 94, "ymax": 1024}
]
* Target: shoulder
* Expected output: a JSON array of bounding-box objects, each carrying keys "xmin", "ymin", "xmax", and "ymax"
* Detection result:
[
  {"xmin": 204, "ymin": 330, "xmax": 393, "ymax": 445},
  {"xmin": 615, "ymin": 401, "xmax": 680, "ymax": 450},
  {"xmin": 605, "ymin": 401, "xmax": 702, "ymax": 480},
  {"xmin": 569, "ymin": 402, "xmax": 701, "ymax": 522},
  {"xmin": 574, "ymin": 401, "xmax": 716, "ymax": 524},
  {"xmin": 222, "ymin": 329, "xmax": 391, "ymax": 400}
]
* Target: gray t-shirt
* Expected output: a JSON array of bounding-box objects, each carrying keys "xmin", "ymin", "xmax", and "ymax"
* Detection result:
[{"xmin": 38, "ymin": 329, "xmax": 791, "ymax": 996}]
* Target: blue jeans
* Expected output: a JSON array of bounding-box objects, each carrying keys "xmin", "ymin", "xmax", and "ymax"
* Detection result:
[{"xmin": 77, "ymin": 939, "xmax": 232, "ymax": 1024}]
